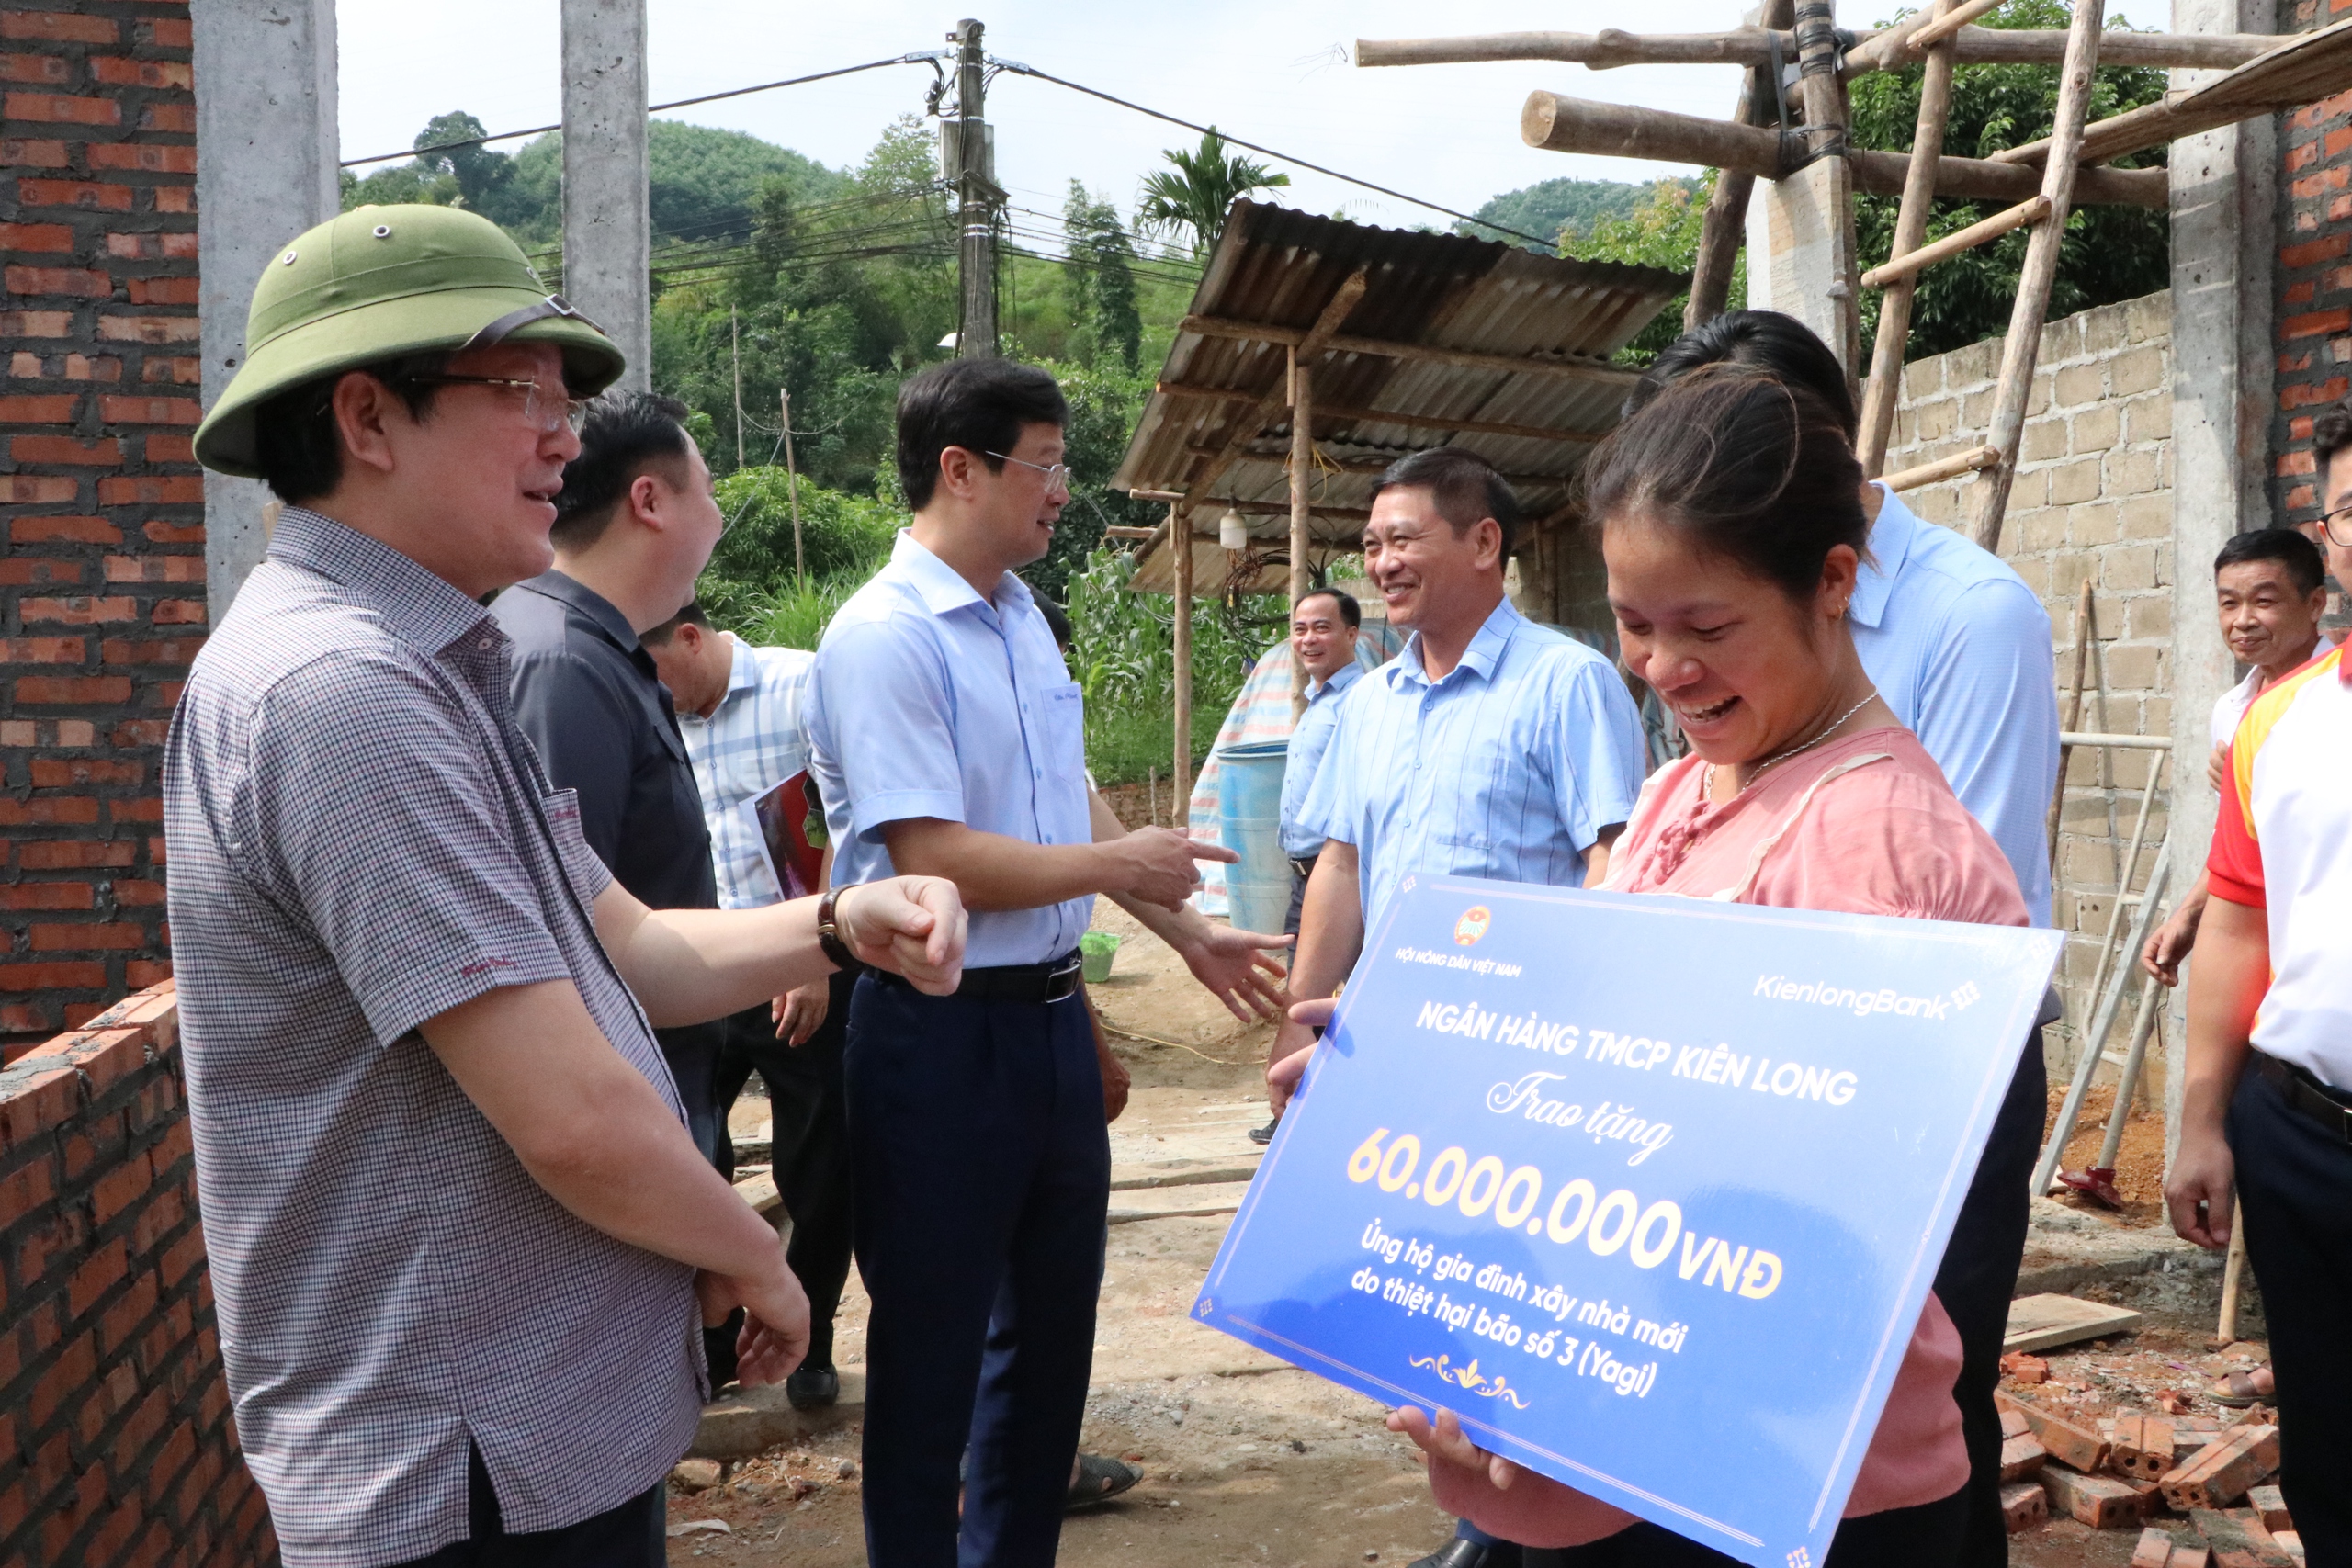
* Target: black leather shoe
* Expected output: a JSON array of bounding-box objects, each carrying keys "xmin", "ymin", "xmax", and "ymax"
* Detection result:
[
  {"xmin": 786, "ymin": 1362, "xmax": 840, "ymax": 1411},
  {"xmin": 1249, "ymin": 1117, "xmax": 1278, "ymax": 1145}
]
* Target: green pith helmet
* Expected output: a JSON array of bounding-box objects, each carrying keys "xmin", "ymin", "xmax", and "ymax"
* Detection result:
[{"xmin": 192, "ymin": 204, "xmax": 628, "ymax": 478}]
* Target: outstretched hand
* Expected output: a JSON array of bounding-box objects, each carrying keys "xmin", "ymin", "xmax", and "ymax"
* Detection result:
[
  {"xmin": 838, "ymin": 876, "xmax": 967, "ymax": 994},
  {"xmin": 1182, "ymin": 923, "xmax": 1294, "ymax": 1022},
  {"xmin": 1387, "ymin": 1405, "xmax": 1521, "ymax": 1492}
]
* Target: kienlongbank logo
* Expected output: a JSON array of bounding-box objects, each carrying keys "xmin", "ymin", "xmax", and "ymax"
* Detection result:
[
  {"xmin": 1753, "ymin": 973, "xmax": 1984, "ymax": 1021},
  {"xmin": 1453, "ymin": 906, "xmax": 1492, "ymax": 947}
]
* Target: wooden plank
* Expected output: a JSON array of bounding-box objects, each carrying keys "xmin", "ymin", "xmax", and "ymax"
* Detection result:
[
  {"xmin": 2043, "ymin": 1466, "xmax": 2149, "ymax": 1529},
  {"xmin": 1106, "ymin": 1179, "xmax": 1252, "ymax": 1225},
  {"xmin": 2005, "ymin": 1292, "xmax": 2145, "ymax": 1353},
  {"xmin": 1998, "ymin": 1392, "xmax": 2111, "ymax": 1473}
]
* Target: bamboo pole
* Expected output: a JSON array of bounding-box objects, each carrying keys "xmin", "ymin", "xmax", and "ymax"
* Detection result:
[
  {"xmin": 1972, "ymin": 0, "xmax": 2106, "ymax": 552},
  {"xmin": 1289, "ymin": 354, "xmax": 1313, "ymax": 720},
  {"xmin": 1170, "ymin": 504, "xmax": 1193, "ymax": 817},
  {"xmin": 2048, "ymin": 580, "xmax": 2096, "ymax": 874},
  {"xmin": 1789, "ymin": 0, "xmax": 1861, "ymax": 376},
  {"xmin": 2033, "ymin": 840, "xmax": 2169, "ymax": 1196},
  {"xmin": 1856, "ymin": 0, "xmax": 1958, "ymax": 477},
  {"xmin": 1860, "ymin": 195, "xmax": 2050, "ymax": 290},
  {"xmin": 1518, "ymin": 94, "xmax": 2170, "ymax": 209},
  {"xmin": 2216, "ymin": 1203, "xmax": 2248, "ymax": 1341},
  {"xmin": 1883, "ymin": 444, "xmax": 2001, "ymax": 491},
  {"xmin": 1354, "ymin": 26, "xmax": 2280, "ymax": 74},
  {"xmin": 2092, "ymin": 973, "xmax": 2165, "ymax": 1173},
  {"xmin": 2075, "ymin": 748, "xmax": 2166, "ymax": 1054},
  {"xmin": 780, "ymin": 388, "xmax": 806, "ymax": 585}
]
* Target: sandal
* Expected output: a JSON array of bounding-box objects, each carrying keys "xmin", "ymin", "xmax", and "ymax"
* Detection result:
[
  {"xmin": 2211, "ymin": 1366, "xmax": 2275, "ymax": 1407},
  {"xmin": 1064, "ymin": 1453, "xmax": 1142, "ymax": 1511}
]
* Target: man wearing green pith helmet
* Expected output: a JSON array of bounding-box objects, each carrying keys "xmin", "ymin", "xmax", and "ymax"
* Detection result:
[{"xmin": 168, "ymin": 205, "xmax": 968, "ymax": 1566}]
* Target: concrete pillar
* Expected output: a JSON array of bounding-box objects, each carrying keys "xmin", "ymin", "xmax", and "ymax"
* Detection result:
[
  {"xmin": 561, "ymin": 0, "xmax": 651, "ymax": 392},
  {"xmin": 2163, "ymin": 0, "xmax": 2277, "ymax": 1163},
  {"xmin": 194, "ymin": 0, "xmax": 339, "ymax": 620},
  {"xmin": 1745, "ymin": 160, "xmax": 1861, "ymax": 376}
]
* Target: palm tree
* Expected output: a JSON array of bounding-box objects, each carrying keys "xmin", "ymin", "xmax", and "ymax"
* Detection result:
[{"xmin": 1136, "ymin": 130, "xmax": 1290, "ymax": 259}]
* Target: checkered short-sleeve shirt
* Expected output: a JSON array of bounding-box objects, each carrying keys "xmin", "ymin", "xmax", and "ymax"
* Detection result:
[{"xmin": 163, "ymin": 509, "xmax": 703, "ymax": 1567}]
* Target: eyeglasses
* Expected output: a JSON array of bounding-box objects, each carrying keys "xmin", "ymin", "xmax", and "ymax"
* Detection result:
[
  {"xmin": 2321, "ymin": 502, "xmax": 2352, "ymax": 548},
  {"xmin": 407, "ymin": 376, "xmax": 587, "ymax": 435},
  {"xmin": 984, "ymin": 450, "xmax": 1073, "ymax": 493}
]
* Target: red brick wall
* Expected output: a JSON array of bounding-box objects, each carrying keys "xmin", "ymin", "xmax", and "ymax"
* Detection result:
[
  {"xmin": 0, "ymin": 982, "xmax": 275, "ymax": 1566},
  {"xmin": 2, "ymin": 2, "xmax": 201, "ymax": 1056}
]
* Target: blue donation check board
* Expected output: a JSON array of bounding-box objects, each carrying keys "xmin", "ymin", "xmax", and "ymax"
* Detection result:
[{"xmin": 1195, "ymin": 875, "xmax": 2062, "ymax": 1568}]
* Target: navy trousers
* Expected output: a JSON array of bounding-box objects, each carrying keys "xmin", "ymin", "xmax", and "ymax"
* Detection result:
[
  {"xmin": 2229, "ymin": 1062, "xmax": 2352, "ymax": 1567},
  {"xmin": 846, "ymin": 975, "xmax": 1110, "ymax": 1568}
]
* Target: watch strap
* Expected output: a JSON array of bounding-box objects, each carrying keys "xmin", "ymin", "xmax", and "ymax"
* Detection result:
[{"xmin": 816, "ymin": 885, "xmax": 864, "ymax": 975}]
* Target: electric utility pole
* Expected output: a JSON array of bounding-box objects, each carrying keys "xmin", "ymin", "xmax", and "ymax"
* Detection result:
[{"xmin": 951, "ymin": 18, "xmax": 998, "ymax": 358}]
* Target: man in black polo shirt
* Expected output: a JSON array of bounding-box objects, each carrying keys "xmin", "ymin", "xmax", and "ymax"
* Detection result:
[{"xmin": 492, "ymin": 393, "xmax": 728, "ymax": 1164}]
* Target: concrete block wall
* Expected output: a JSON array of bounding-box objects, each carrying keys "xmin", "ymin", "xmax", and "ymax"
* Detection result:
[
  {"xmin": 0, "ymin": 982, "xmax": 274, "ymax": 1566},
  {"xmin": 1, "ymin": 1, "xmax": 204, "ymax": 1057},
  {"xmin": 1882, "ymin": 291, "xmax": 2177, "ymax": 1076}
]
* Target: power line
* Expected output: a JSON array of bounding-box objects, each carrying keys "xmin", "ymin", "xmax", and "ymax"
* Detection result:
[
  {"xmin": 340, "ymin": 51, "xmax": 949, "ymax": 169},
  {"xmin": 987, "ymin": 60, "xmax": 1558, "ymax": 251}
]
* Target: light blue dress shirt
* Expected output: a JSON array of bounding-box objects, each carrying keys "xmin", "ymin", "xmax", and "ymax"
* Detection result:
[
  {"xmin": 680, "ymin": 639, "xmax": 814, "ymax": 910},
  {"xmin": 1852, "ymin": 484, "xmax": 2060, "ymax": 926},
  {"xmin": 1279, "ymin": 660, "xmax": 1365, "ymax": 857},
  {"xmin": 1301, "ymin": 597, "xmax": 1648, "ymax": 923},
  {"xmin": 804, "ymin": 530, "xmax": 1092, "ymax": 966}
]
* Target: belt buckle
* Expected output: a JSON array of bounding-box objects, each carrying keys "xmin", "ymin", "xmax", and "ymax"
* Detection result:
[{"xmin": 1044, "ymin": 958, "xmax": 1083, "ymax": 1003}]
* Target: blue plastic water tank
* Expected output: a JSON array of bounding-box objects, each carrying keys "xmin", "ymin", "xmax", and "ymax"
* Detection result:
[{"xmin": 1217, "ymin": 739, "xmax": 1293, "ymax": 937}]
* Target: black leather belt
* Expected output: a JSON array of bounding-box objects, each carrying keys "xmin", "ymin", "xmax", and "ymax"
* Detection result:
[
  {"xmin": 873, "ymin": 949, "xmax": 1083, "ymax": 1004},
  {"xmin": 1288, "ymin": 853, "xmax": 1319, "ymax": 881},
  {"xmin": 2253, "ymin": 1052, "xmax": 2352, "ymax": 1145}
]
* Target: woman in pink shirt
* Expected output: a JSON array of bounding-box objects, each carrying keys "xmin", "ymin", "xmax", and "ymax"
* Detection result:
[{"xmin": 1380, "ymin": 367, "xmax": 2028, "ymax": 1567}]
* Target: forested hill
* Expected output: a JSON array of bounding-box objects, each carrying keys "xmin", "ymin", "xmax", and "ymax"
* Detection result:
[{"xmin": 1457, "ymin": 176, "xmax": 1688, "ymax": 253}]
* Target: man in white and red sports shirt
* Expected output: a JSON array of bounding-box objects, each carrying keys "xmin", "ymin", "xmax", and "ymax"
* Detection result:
[{"xmin": 2169, "ymin": 399, "xmax": 2352, "ymax": 1566}]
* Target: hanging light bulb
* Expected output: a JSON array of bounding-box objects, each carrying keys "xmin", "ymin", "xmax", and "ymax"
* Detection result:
[{"xmin": 1218, "ymin": 509, "xmax": 1250, "ymax": 549}]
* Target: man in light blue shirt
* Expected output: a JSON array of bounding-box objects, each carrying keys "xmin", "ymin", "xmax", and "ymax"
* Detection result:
[
  {"xmin": 1629, "ymin": 312, "xmax": 2060, "ymax": 1568},
  {"xmin": 804, "ymin": 358, "xmax": 1288, "ymax": 1566},
  {"xmin": 1278, "ymin": 586, "xmax": 1366, "ymax": 936},
  {"xmin": 1267, "ymin": 448, "xmax": 1648, "ymax": 1118}
]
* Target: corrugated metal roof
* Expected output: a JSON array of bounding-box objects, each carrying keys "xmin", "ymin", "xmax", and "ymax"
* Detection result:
[{"xmin": 1112, "ymin": 200, "xmax": 1687, "ymax": 593}]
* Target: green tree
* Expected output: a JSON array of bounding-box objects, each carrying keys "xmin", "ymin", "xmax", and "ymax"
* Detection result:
[
  {"xmin": 1061, "ymin": 182, "xmax": 1143, "ymax": 370},
  {"xmin": 1564, "ymin": 175, "xmax": 1736, "ymax": 364},
  {"xmin": 1850, "ymin": 0, "xmax": 2169, "ymax": 360},
  {"xmin": 1461, "ymin": 176, "xmax": 1672, "ymax": 252},
  {"xmin": 1136, "ymin": 130, "xmax": 1291, "ymax": 258}
]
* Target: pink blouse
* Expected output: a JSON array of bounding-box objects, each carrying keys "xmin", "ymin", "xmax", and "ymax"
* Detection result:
[{"xmin": 1431, "ymin": 727, "xmax": 2025, "ymax": 1545}]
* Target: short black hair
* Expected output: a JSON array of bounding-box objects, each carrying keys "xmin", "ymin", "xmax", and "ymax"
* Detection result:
[
  {"xmin": 2214, "ymin": 527, "xmax": 2326, "ymax": 597},
  {"xmin": 1295, "ymin": 586, "xmax": 1361, "ymax": 629},
  {"xmin": 641, "ymin": 600, "xmax": 711, "ymax": 648},
  {"xmin": 1036, "ymin": 596, "xmax": 1074, "ymax": 649},
  {"xmin": 895, "ymin": 357, "xmax": 1068, "ymax": 512},
  {"xmin": 1629, "ymin": 310, "xmax": 1857, "ymax": 443},
  {"xmin": 1370, "ymin": 447, "xmax": 1523, "ymax": 558},
  {"xmin": 252, "ymin": 351, "xmax": 450, "ymax": 504},
  {"xmin": 553, "ymin": 390, "xmax": 695, "ymax": 551},
  {"xmin": 2313, "ymin": 400, "xmax": 2352, "ymax": 488}
]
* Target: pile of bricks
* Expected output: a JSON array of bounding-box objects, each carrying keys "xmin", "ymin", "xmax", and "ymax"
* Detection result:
[
  {"xmin": 0, "ymin": 980, "xmax": 272, "ymax": 1564},
  {"xmin": 2, "ymin": 1, "xmax": 204, "ymax": 1056},
  {"xmin": 1993, "ymin": 1381, "xmax": 2300, "ymax": 1562}
]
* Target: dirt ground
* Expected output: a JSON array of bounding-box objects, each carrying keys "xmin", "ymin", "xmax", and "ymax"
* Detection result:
[
  {"xmin": 670, "ymin": 909, "xmax": 2265, "ymax": 1565},
  {"xmin": 2041, "ymin": 1081, "xmax": 2170, "ymax": 1225}
]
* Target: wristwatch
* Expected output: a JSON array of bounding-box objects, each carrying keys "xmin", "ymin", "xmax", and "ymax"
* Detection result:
[{"xmin": 816, "ymin": 885, "xmax": 864, "ymax": 975}]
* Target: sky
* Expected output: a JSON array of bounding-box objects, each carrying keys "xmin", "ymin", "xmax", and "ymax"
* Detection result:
[{"xmin": 334, "ymin": 0, "xmax": 1773, "ymax": 237}]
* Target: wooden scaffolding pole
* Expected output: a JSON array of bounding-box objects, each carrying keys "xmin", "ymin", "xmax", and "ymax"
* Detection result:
[
  {"xmin": 1687, "ymin": 0, "xmax": 1792, "ymax": 330},
  {"xmin": 1288, "ymin": 354, "xmax": 1313, "ymax": 718},
  {"xmin": 1971, "ymin": 0, "xmax": 2105, "ymax": 552},
  {"xmin": 1789, "ymin": 0, "xmax": 1861, "ymax": 377},
  {"xmin": 1354, "ymin": 25, "xmax": 2280, "ymax": 76},
  {"xmin": 1170, "ymin": 502, "xmax": 1193, "ymax": 816},
  {"xmin": 1856, "ymin": 0, "xmax": 1958, "ymax": 477}
]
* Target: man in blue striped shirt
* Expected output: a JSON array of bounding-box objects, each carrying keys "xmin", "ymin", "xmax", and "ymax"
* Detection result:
[{"xmin": 1267, "ymin": 448, "xmax": 1648, "ymax": 1114}]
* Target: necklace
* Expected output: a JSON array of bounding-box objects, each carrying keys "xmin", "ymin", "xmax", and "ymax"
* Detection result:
[{"xmin": 1704, "ymin": 688, "xmax": 1881, "ymax": 799}]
